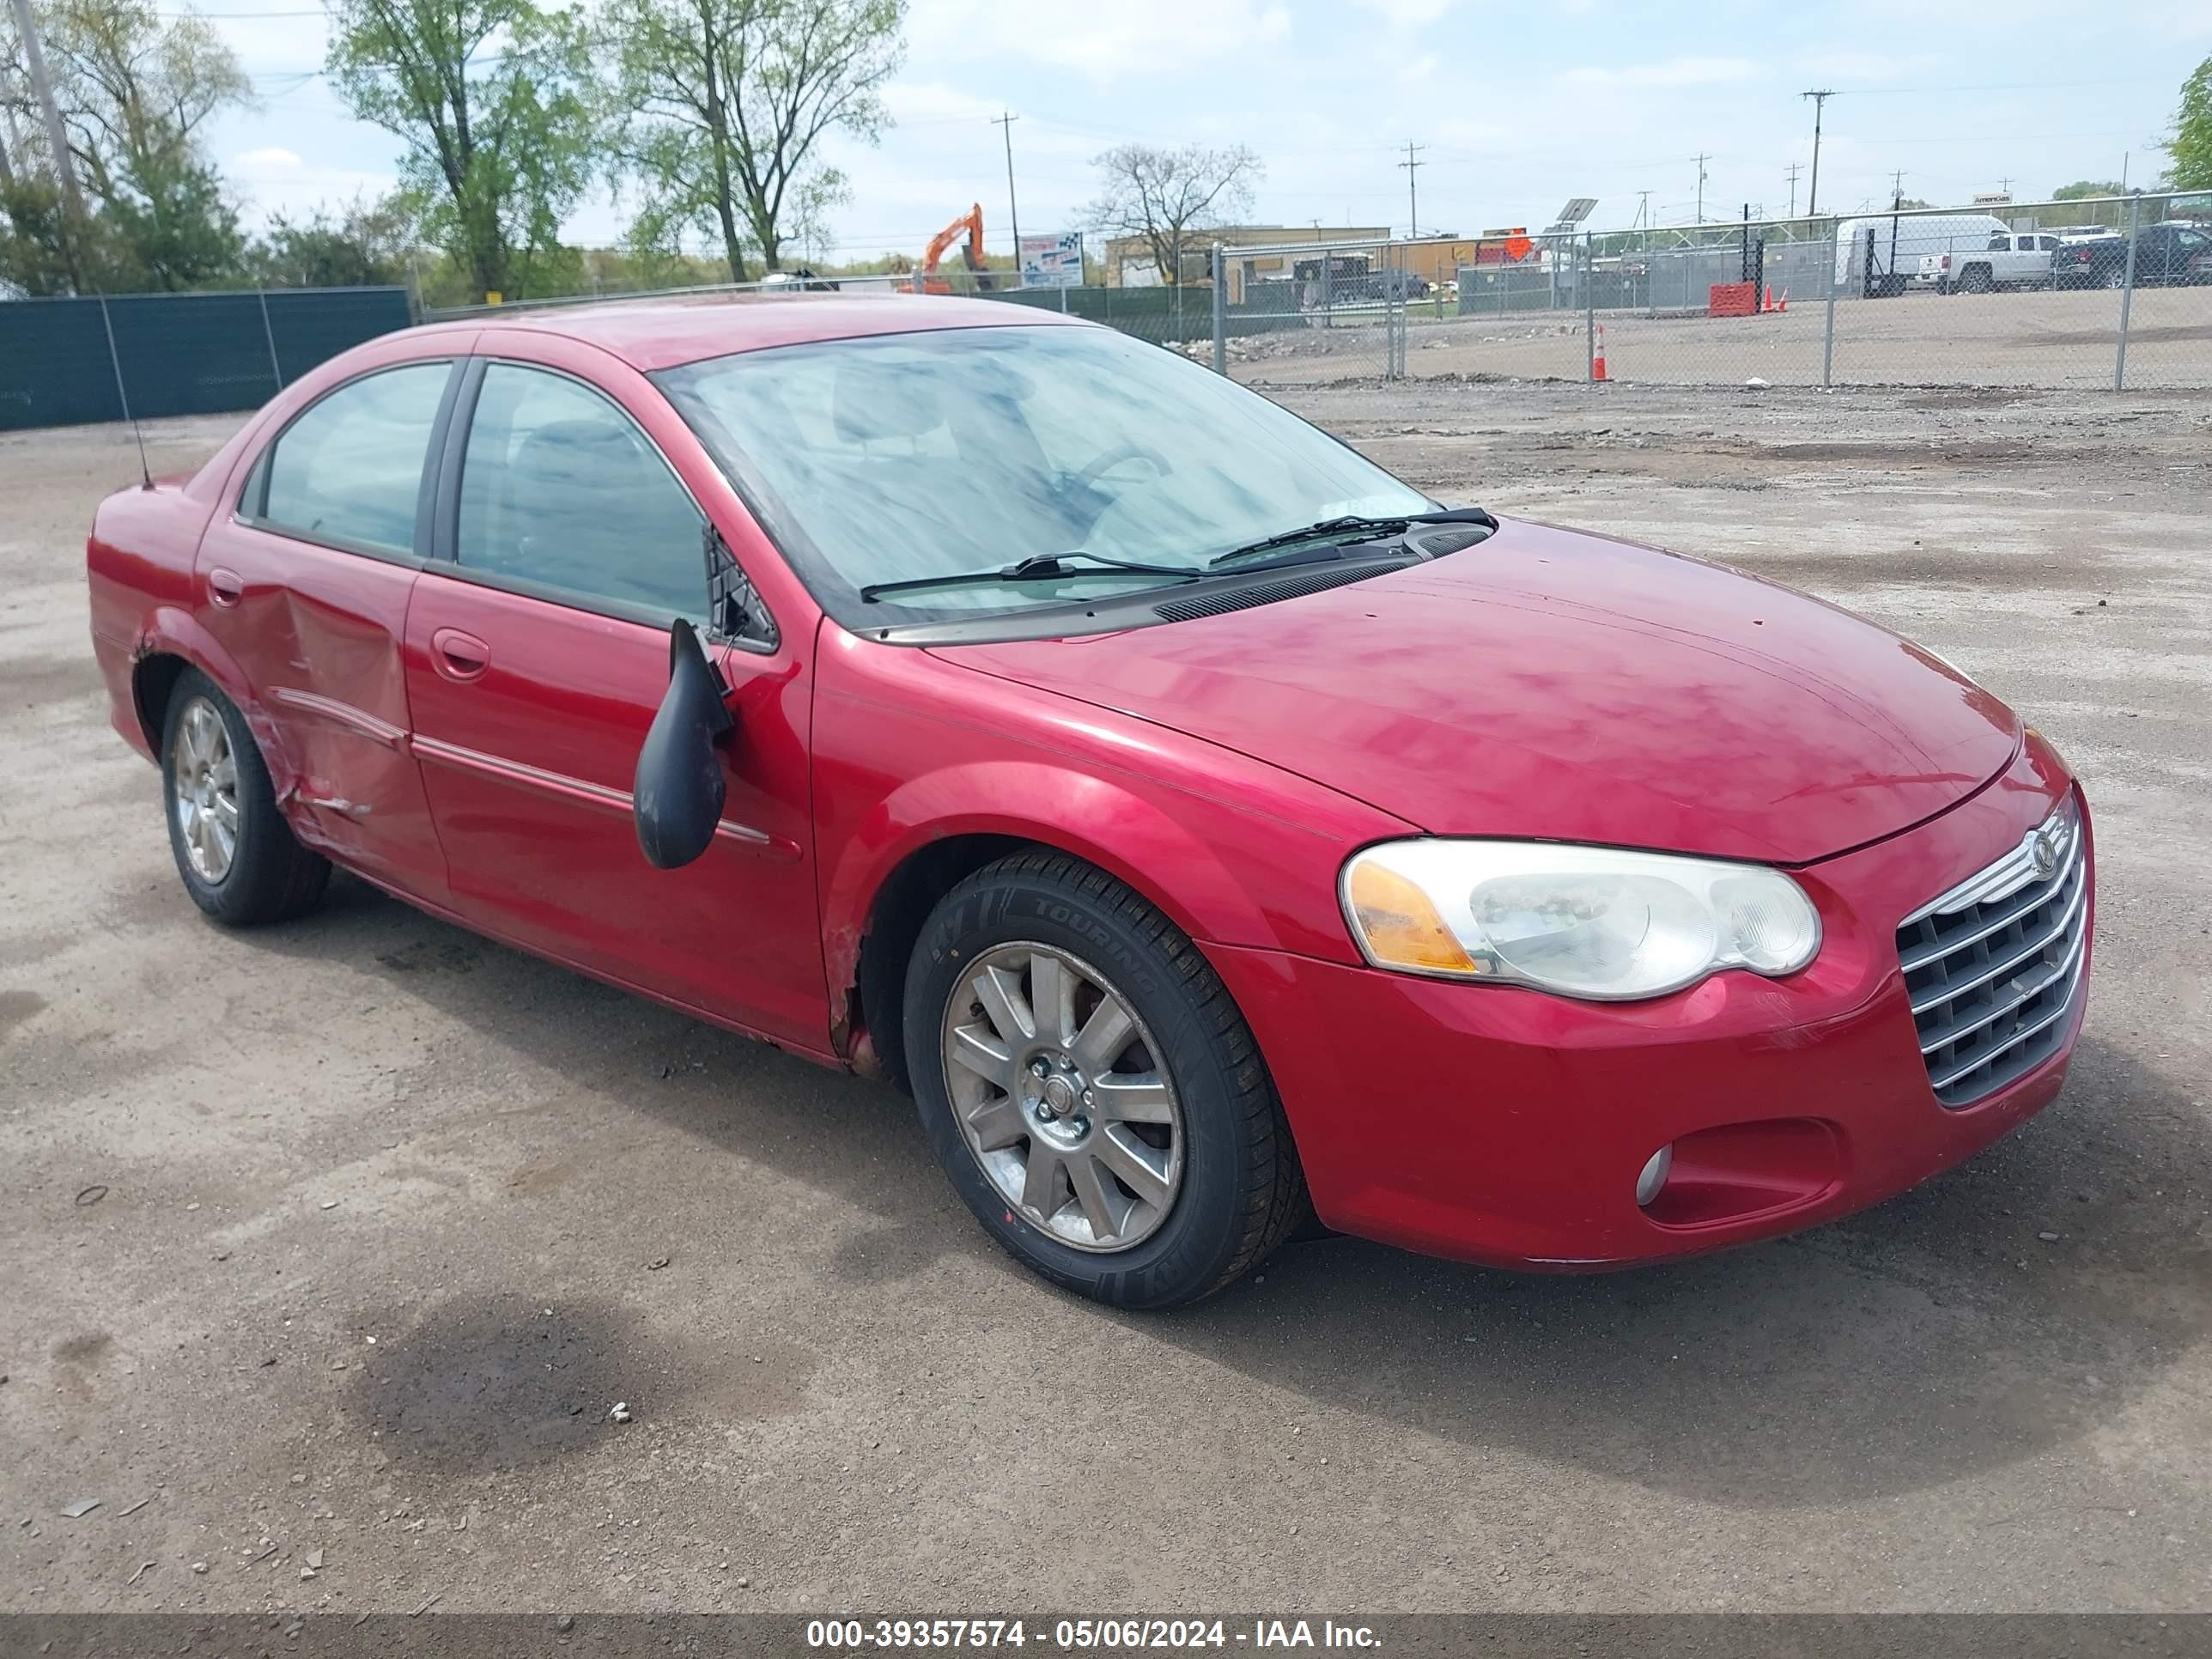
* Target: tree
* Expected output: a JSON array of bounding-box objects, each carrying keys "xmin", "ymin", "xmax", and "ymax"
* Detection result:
[
  {"xmin": 0, "ymin": 175, "xmax": 108, "ymax": 292},
  {"xmin": 325, "ymin": 0, "xmax": 599, "ymax": 302},
  {"xmin": 248, "ymin": 191, "xmax": 415, "ymax": 288},
  {"xmin": 2, "ymin": 0, "xmax": 251, "ymax": 289},
  {"xmin": 607, "ymin": 0, "xmax": 902, "ymax": 282},
  {"xmin": 1085, "ymin": 143, "xmax": 1260, "ymax": 287},
  {"xmin": 2173, "ymin": 57, "xmax": 2211, "ymax": 192}
]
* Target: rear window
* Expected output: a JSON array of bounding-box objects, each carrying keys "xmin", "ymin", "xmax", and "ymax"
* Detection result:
[{"xmin": 260, "ymin": 363, "xmax": 451, "ymax": 556}]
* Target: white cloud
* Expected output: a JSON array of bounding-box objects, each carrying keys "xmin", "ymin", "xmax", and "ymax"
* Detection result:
[
  {"xmin": 1352, "ymin": 0, "xmax": 1457, "ymax": 21},
  {"xmin": 232, "ymin": 146, "xmax": 305, "ymax": 171},
  {"xmin": 1785, "ymin": 49, "xmax": 1929, "ymax": 82},
  {"xmin": 907, "ymin": 0, "xmax": 1291, "ymax": 82},
  {"xmin": 1559, "ymin": 55, "xmax": 1761, "ymax": 88},
  {"xmin": 883, "ymin": 81, "xmax": 1004, "ymax": 123}
]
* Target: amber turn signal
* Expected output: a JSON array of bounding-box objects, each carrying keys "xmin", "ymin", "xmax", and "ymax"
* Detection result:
[{"xmin": 1344, "ymin": 858, "xmax": 1478, "ymax": 975}]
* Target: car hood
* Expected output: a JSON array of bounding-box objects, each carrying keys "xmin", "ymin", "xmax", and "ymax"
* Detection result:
[{"xmin": 928, "ymin": 516, "xmax": 2020, "ymax": 866}]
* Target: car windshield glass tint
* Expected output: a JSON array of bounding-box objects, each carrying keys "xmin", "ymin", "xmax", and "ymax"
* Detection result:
[{"xmin": 656, "ymin": 325, "xmax": 1430, "ymax": 616}]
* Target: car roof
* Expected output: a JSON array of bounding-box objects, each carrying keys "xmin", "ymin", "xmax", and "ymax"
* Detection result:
[{"xmin": 407, "ymin": 292, "xmax": 1084, "ymax": 372}]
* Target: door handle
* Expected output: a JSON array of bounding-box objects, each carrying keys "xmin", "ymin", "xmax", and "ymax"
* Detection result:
[
  {"xmin": 430, "ymin": 628, "xmax": 490, "ymax": 683},
  {"xmin": 207, "ymin": 567, "xmax": 243, "ymax": 607}
]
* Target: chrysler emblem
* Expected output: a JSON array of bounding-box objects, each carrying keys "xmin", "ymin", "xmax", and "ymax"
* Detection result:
[{"xmin": 2030, "ymin": 826, "xmax": 2059, "ymax": 880}]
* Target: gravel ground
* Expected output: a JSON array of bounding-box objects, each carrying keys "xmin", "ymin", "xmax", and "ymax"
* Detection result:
[{"xmin": 3, "ymin": 380, "xmax": 2209, "ymax": 1617}]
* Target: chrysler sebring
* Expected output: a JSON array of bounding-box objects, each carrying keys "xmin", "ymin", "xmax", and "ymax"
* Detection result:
[{"xmin": 87, "ymin": 295, "xmax": 2093, "ymax": 1307}]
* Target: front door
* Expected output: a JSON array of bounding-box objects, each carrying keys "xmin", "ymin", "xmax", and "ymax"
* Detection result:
[
  {"xmin": 194, "ymin": 357, "xmax": 459, "ymax": 907},
  {"xmin": 403, "ymin": 356, "xmax": 823, "ymax": 1051}
]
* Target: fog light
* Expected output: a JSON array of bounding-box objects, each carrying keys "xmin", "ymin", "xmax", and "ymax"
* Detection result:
[{"xmin": 1636, "ymin": 1144, "xmax": 1674, "ymax": 1208}]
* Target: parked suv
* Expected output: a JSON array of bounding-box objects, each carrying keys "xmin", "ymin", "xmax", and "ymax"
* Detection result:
[{"xmin": 2055, "ymin": 222, "xmax": 2212, "ymax": 289}]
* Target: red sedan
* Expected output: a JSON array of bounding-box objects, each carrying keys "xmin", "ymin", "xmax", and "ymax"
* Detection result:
[{"xmin": 86, "ymin": 296, "xmax": 2093, "ymax": 1307}]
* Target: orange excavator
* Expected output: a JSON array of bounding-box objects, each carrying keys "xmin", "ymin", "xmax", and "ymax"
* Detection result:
[{"xmin": 907, "ymin": 203, "xmax": 995, "ymax": 295}]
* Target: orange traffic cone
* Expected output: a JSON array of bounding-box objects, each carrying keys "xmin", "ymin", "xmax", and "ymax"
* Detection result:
[
  {"xmin": 1592, "ymin": 320, "xmax": 1608, "ymax": 381},
  {"xmin": 1779, "ymin": 289, "xmax": 1790, "ymax": 313}
]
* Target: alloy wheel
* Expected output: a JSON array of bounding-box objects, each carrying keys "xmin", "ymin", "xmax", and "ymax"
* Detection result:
[
  {"xmin": 171, "ymin": 695, "xmax": 240, "ymax": 884},
  {"xmin": 939, "ymin": 941, "xmax": 1185, "ymax": 1252}
]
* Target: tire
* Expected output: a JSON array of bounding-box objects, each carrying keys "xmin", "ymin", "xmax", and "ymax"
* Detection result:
[
  {"xmin": 2103, "ymin": 268, "xmax": 2127, "ymax": 290},
  {"xmin": 904, "ymin": 851, "xmax": 1308, "ymax": 1309},
  {"xmin": 161, "ymin": 671, "xmax": 331, "ymax": 927},
  {"xmin": 1960, "ymin": 266, "xmax": 1991, "ymax": 295}
]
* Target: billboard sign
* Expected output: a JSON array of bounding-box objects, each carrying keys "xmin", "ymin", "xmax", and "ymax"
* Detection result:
[{"xmin": 1019, "ymin": 231, "xmax": 1085, "ymax": 289}]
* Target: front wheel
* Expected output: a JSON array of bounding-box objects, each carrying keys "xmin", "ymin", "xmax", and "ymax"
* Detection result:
[{"xmin": 904, "ymin": 852, "xmax": 1308, "ymax": 1308}]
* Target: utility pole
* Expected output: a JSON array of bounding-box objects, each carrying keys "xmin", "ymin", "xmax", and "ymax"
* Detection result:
[
  {"xmin": 1891, "ymin": 168, "xmax": 1905, "ymax": 204},
  {"xmin": 9, "ymin": 0, "xmax": 89, "ymax": 264},
  {"xmin": 1398, "ymin": 140, "xmax": 1425, "ymax": 238},
  {"xmin": 1784, "ymin": 161, "xmax": 1802, "ymax": 219},
  {"xmin": 1800, "ymin": 88, "xmax": 1835, "ymax": 216},
  {"xmin": 991, "ymin": 111, "xmax": 1021, "ymax": 284},
  {"xmin": 1997, "ymin": 175, "xmax": 2014, "ymax": 196},
  {"xmin": 1693, "ymin": 153, "xmax": 1710, "ymax": 224}
]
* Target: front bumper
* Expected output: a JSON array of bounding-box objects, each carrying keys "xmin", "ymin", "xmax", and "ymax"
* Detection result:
[{"xmin": 1208, "ymin": 741, "xmax": 2092, "ymax": 1270}]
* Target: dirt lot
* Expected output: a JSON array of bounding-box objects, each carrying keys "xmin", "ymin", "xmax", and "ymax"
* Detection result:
[
  {"xmin": 1228, "ymin": 285, "xmax": 2212, "ymax": 392},
  {"xmin": 3, "ymin": 380, "xmax": 2210, "ymax": 1616}
]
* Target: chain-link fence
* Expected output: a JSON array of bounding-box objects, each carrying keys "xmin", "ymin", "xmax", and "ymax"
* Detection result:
[
  {"xmin": 418, "ymin": 239, "xmax": 1420, "ymax": 380},
  {"xmin": 1381, "ymin": 193, "xmax": 2209, "ymax": 393},
  {"xmin": 13, "ymin": 192, "xmax": 2201, "ymax": 434}
]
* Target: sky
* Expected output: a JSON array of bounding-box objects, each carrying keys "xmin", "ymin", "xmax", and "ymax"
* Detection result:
[{"xmin": 198, "ymin": 0, "xmax": 2207, "ymax": 259}]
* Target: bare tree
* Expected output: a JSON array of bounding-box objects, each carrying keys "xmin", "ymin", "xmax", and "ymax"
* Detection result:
[
  {"xmin": 1085, "ymin": 142, "xmax": 1259, "ymax": 287},
  {"xmin": 607, "ymin": 0, "xmax": 903, "ymax": 282}
]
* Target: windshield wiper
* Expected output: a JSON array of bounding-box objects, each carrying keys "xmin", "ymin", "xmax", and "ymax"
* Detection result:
[
  {"xmin": 1206, "ymin": 506, "xmax": 1496, "ymax": 570},
  {"xmin": 859, "ymin": 550, "xmax": 1200, "ymax": 604}
]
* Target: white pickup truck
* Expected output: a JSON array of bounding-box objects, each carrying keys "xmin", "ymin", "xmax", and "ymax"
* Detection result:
[{"xmin": 1935, "ymin": 232, "xmax": 2063, "ymax": 294}]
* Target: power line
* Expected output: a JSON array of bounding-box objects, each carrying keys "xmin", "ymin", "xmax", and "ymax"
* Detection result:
[
  {"xmin": 990, "ymin": 111, "xmax": 1020, "ymax": 273},
  {"xmin": 8, "ymin": 0, "xmax": 88, "ymax": 284},
  {"xmin": 1397, "ymin": 139, "xmax": 1425, "ymax": 238},
  {"xmin": 1800, "ymin": 88, "xmax": 1834, "ymax": 216}
]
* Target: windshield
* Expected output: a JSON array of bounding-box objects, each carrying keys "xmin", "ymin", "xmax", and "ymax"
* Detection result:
[{"xmin": 654, "ymin": 323, "xmax": 1431, "ymax": 623}]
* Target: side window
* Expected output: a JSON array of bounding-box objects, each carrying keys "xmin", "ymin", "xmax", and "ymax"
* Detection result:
[
  {"xmin": 259, "ymin": 362, "xmax": 451, "ymax": 556},
  {"xmin": 455, "ymin": 363, "xmax": 705, "ymax": 620}
]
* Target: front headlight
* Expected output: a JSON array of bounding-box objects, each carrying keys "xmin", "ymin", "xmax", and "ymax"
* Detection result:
[{"xmin": 1340, "ymin": 839, "xmax": 1821, "ymax": 1001}]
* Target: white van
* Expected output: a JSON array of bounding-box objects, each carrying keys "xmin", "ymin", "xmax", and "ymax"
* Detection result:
[{"xmin": 1832, "ymin": 213, "xmax": 2009, "ymax": 295}]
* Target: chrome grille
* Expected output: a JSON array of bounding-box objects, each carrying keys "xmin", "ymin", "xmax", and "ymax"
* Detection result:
[{"xmin": 1896, "ymin": 795, "xmax": 2087, "ymax": 1109}]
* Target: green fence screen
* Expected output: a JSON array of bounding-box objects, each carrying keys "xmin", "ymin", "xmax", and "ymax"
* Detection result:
[{"xmin": 0, "ymin": 287, "xmax": 412, "ymax": 432}]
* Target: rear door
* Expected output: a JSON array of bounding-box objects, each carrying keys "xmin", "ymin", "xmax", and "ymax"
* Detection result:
[
  {"xmin": 402, "ymin": 344, "xmax": 824, "ymax": 1051},
  {"xmin": 196, "ymin": 354, "xmax": 461, "ymax": 906}
]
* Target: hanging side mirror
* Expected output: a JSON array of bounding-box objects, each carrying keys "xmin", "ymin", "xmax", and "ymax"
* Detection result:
[{"xmin": 633, "ymin": 618, "xmax": 734, "ymax": 870}]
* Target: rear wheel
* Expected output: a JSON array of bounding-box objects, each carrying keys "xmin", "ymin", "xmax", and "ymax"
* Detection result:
[
  {"xmin": 1959, "ymin": 264, "xmax": 1992, "ymax": 295},
  {"xmin": 161, "ymin": 672, "xmax": 330, "ymax": 926},
  {"xmin": 904, "ymin": 852, "xmax": 1307, "ymax": 1308}
]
